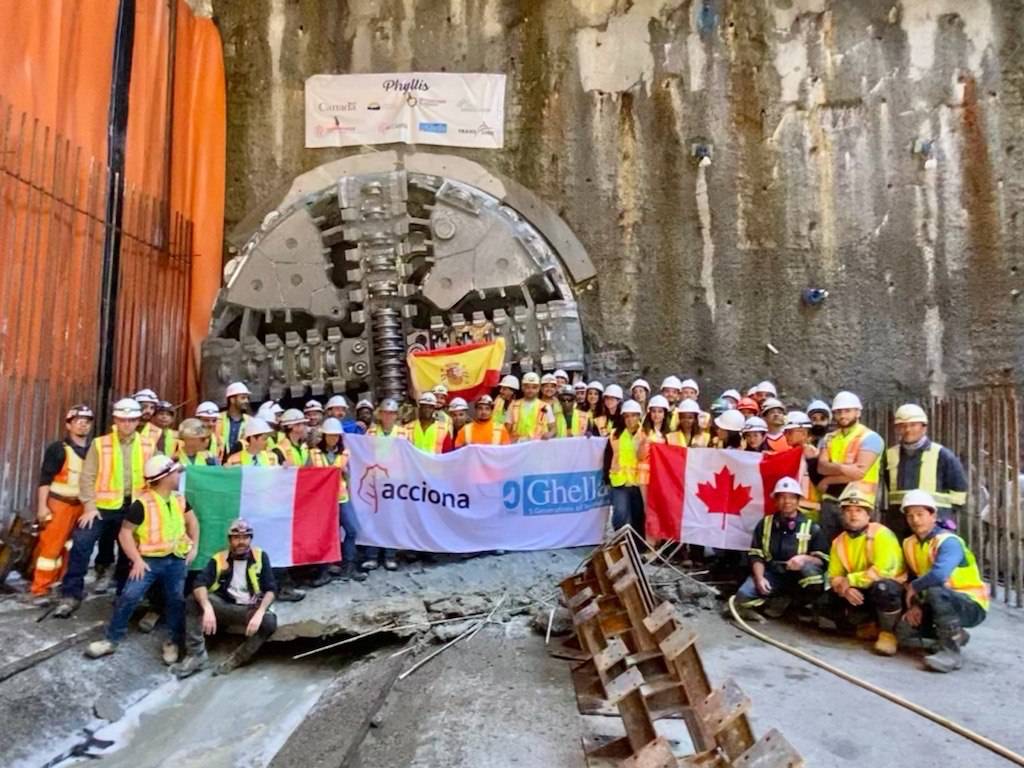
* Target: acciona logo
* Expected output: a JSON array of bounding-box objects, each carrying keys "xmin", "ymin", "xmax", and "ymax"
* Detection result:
[{"xmin": 380, "ymin": 481, "xmax": 469, "ymax": 509}]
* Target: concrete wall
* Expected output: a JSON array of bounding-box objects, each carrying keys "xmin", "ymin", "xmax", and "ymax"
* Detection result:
[{"xmin": 212, "ymin": 0, "xmax": 1023, "ymax": 404}]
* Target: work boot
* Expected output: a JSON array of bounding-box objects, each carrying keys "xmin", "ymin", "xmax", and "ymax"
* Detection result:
[
  {"xmin": 923, "ymin": 626, "xmax": 963, "ymax": 673},
  {"xmin": 85, "ymin": 640, "xmax": 117, "ymax": 659},
  {"xmin": 276, "ymin": 585, "xmax": 306, "ymax": 602},
  {"xmin": 92, "ymin": 567, "xmax": 114, "ymax": 595},
  {"xmin": 162, "ymin": 641, "xmax": 180, "ymax": 666},
  {"xmin": 53, "ymin": 597, "xmax": 81, "ymax": 618},
  {"xmin": 306, "ymin": 569, "xmax": 332, "ymax": 588},
  {"xmin": 326, "ymin": 563, "xmax": 344, "ymax": 578},
  {"xmin": 873, "ymin": 631, "xmax": 898, "ymax": 656},
  {"xmin": 383, "ymin": 559, "xmax": 398, "ymax": 571},
  {"xmin": 361, "ymin": 559, "xmax": 379, "ymax": 572},
  {"xmin": 138, "ymin": 610, "xmax": 161, "ymax": 633},
  {"xmin": 213, "ymin": 634, "xmax": 265, "ymax": 676},
  {"xmin": 172, "ymin": 653, "xmax": 210, "ymax": 680},
  {"xmin": 855, "ymin": 622, "xmax": 879, "ymax": 641},
  {"xmin": 340, "ymin": 561, "xmax": 367, "ymax": 582},
  {"xmin": 763, "ymin": 596, "xmax": 792, "ymax": 619}
]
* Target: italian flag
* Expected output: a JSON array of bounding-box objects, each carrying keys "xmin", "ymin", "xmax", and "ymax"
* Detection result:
[
  {"xmin": 646, "ymin": 446, "xmax": 803, "ymax": 551},
  {"xmin": 184, "ymin": 466, "xmax": 341, "ymax": 569}
]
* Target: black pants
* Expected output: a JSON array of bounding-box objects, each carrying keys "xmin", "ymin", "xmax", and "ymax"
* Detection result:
[
  {"xmin": 823, "ymin": 578, "xmax": 903, "ymax": 631},
  {"xmin": 185, "ymin": 593, "xmax": 277, "ymax": 662},
  {"xmin": 900, "ymin": 586, "xmax": 986, "ymax": 638}
]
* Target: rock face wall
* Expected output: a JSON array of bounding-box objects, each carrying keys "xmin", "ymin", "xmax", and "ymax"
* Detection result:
[{"xmin": 213, "ymin": 0, "xmax": 1023, "ymax": 404}]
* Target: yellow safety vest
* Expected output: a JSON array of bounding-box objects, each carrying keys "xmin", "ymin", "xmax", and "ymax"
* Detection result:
[
  {"xmin": 828, "ymin": 523, "xmax": 906, "ymax": 589},
  {"xmin": 217, "ymin": 413, "xmax": 249, "ymax": 449},
  {"xmin": 510, "ymin": 399, "xmax": 549, "ymax": 441},
  {"xmin": 667, "ymin": 431, "xmax": 708, "ymax": 448},
  {"xmin": 885, "ymin": 443, "xmax": 965, "ymax": 508},
  {"xmin": 276, "ymin": 437, "xmax": 309, "ymax": 467},
  {"xmin": 212, "ymin": 546, "xmax": 264, "ymax": 596},
  {"xmin": 310, "ymin": 448, "xmax": 350, "ymax": 502},
  {"xmin": 412, "ymin": 421, "xmax": 447, "ymax": 453},
  {"xmin": 94, "ymin": 432, "xmax": 147, "ymax": 510},
  {"xmin": 609, "ymin": 429, "xmax": 642, "ymax": 487},
  {"xmin": 49, "ymin": 443, "xmax": 84, "ymax": 499},
  {"xmin": 823, "ymin": 423, "xmax": 881, "ymax": 502},
  {"xmin": 556, "ymin": 409, "xmax": 590, "ymax": 438},
  {"xmin": 903, "ymin": 533, "xmax": 989, "ymax": 611},
  {"xmin": 135, "ymin": 488, "xmax": 190, "ymax": 558},
  {"xmin": 366, "ymin": 424, "xmax": 407, "ymax": 438},
  {"xmin": 179, "ymin": 449, "xmax": 217, "ymax": 466},
  {"xmin": 227, "ymin": 450, "xmax": 279, "ymax": 467}
]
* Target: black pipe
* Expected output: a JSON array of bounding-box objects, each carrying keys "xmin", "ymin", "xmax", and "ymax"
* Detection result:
[{"xmin": 96, "ymin": 0, "xmax": 137, "ymax": 419}]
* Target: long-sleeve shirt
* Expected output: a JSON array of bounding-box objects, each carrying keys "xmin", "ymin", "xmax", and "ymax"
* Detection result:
[
  {"xmin": 828, "ymin": 524, "xmax": 906, "ymax": 589},
  {"xmin": 882, "ymin": 438, "xmax": 967, "ymax": 511},
  {"xmin": 749, "ymin": 513, "xmax": 829, "ymax": 568},
  {"xmin": 78, "ymin": 432, "xmax": 136, "ymax": 509},
  {"xmin": 907, "ymin": 527, "xmax": 966, "ymax": 592}
]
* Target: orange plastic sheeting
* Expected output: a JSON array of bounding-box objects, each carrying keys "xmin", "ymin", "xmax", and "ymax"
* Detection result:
[
  {"xmin": 0, "ymin": 0, "xmax": 117, "ymax": 164},
  {"xmin": 124, "ymin": 0, "xmax": 170, "ymax": 198}
]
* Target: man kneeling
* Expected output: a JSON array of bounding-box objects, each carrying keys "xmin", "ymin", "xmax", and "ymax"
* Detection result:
[{"xmin": 173, "ymin": 519, "xmax": 277, "ymax": 678}]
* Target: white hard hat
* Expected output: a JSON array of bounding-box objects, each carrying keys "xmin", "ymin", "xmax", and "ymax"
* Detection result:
[
  {"xmin": 832, "ymin": 391, "xmax": 863, "ymax": 411},
  {"xmin": 476, "ymin": 395, "xmax": 495, "ymax": 406},
  {"xmin": 522, "ymin": 372, "xmax": 541, "ymax": 385},
  {"xmin": 112, "ymin": 398, "xmax": 143, "ymax": 419},
  {"xmin": 65, "ymin": 404, "xmax": 95, "ymax": 421},
  {"xmin": 321, "ymin": 417, "xmax": 344, "ymax": 436},
  {"xmin": 772, "ymin": 477, "xmax": 804, "ymax": 497},
  {"xmin": 586, "ymin": 381, "xmax": 604, "ymax": 393},
  {"xmin": 356, "ymin": 399, "xmax": 374, "ymax": 411},
  {"xmin": 660, "ymin": 376, "xmax": 682, "ymax": 391},
  {"xmin": 255, "ymin": 403, "xmax": 277, "ymax": 423},
  {"xmin": 554, "ymin": 369, "xmax": 569, "ymax": 380},
  {"xmin": 448, "ymin": 397, "xmax": 468, "ymax": 412},
  {"xmin": 839, "ymin": 483, "xmax": 875, "ymax": 509},
  {"xmin": 894, "ymin": 403, "xmax": 928, "ymax": 425},
  {"xmin": 244, "ymin": 418, "xmax": 274, "ymax": 438},
  {"xmin": 806, "ymin": 399, "xmax": 831, "ymax": 416},
  {"xmin": 573, "ymin": 381, "xmax": 587, "ymax": 391},
  {"xmin": 559, "ymin": 384, "xmax": 576, "ymax": 396},
  {"xmin": 133, "ymin": 388, "xmax": 159, "ymax": 405},
  {"xmin": 715, "ymin": 409, "xmax": 746, "ymax": 432},
  {"xmin": 783, "ymin": 411, "xmax": 812, "ymax": 430},
  {"xmin": 621, "ymin": 400, "xmax": 643, "ymax": 416},
  {"xmin": 900, "ymin": 489, "xmax": 938, "ymax": 512},
  {"xmin": 540, "ymin": 373, "xmax": 557, "ymax": 385},
  {"xmin": 195, "ymin": 401, "xmax": 220, "ymax": 418},
  {"xmin": 722, "ymin": 389, "xmax": 741, "ymax": 402},
  {"xmin": 680, "ymin": 378, "xmax": 700, "ymax": 394},
  {"xmin": 224, "ymin": 382, "xmax": 250, "ymax": 399},
  {"xmin": 604, "ymin": 384, "xmax": 624, "ymax": 400},
  {"xmin": 742, "ymin": 416, "xmax": 768, "ymax": 433},
  {"xmin": 279, "ymin": 408, "xmax": 306, "ymax": 427},
  {"xmin": 143, "ymin": 454, "xmax": 180, "ymax": 483},
  {"xmin": 746, "ymin": 386, "xmax": 759, "ymax": 396},
  {"xmin": 755, "ymin": 380, "xmax": 778, "ymax": 396},
  {"xmin": 499, "ymin": 374, "xmax": 520, "ymax": 390},
  {"xmin": 676, "ymin": 398, "xmax": 701, "ymax": 415},
  {"xmin": 631, "ymin": 378, "xmax": 651, "ymax": 392},
  {"xmin": 326, "ymin": 394, "xmax": 348, "ymax": 409},
  {"xmin": 271, "ymin": 403, "xmax": 284, "ymax": 415},
  {"xmin": 380, "ymin": 398, "xmax": 400, "ymax": 413},
  {"xmin": 647, "ymin": 394, "xmax": 669, "ymax": 410},
  {"xmin": 432, "ymin": 384, "xmax": 449, "ymax": 395},
  {"xmin": 418, "ymin": 392, "xmax": 438, "ymax": 406},
  {"xmin": 304, "ymin": 399, "xmax": 324, "ymax": 412},
  {"xmin": 760, "ymin": 397, "xmax": 785, "ymax": 414}
]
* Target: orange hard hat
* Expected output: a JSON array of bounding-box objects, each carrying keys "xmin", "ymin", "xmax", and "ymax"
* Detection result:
[{"xmin": 738, "ymin": 397, "xmax": 761, "ymax": 414}]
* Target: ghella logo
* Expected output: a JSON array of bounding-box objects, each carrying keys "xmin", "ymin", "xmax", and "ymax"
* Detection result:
[{"xmin": 503, "ymin": 470, "xmax": 609, "ymax": 516}]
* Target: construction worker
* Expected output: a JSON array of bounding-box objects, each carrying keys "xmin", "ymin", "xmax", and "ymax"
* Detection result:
[
  {"xmin": 254, "ymin": 401, "xmax": 280, "ymax": 448},
  {"xmin": 659, "ymin": 376, "xmax": 683, "ymax": 409},
  {"xmin": 355, "ymin": 399, "xmax": 375, "ymax": 432},
  {"xmin": 324, "ymin": 394, "xmax": 359, "ymax": 434},
  {"xmin": 431, "ymin": 384, "xmax": 454, "ymax": 435},
  {"xmin": 637, "ymin": 395, "xmax": 669, "ymax": 491},
  {"xmin": 555, "ymin": 385, "xmax": 590, "ymax": 437},
  {"xmin": 410, "ymin": 392, "xmax": 453, "ymax": 453},
  {"xmin": 539, "ymin": 373, "xmax": 562, "ymax": 420},
  {"xmin": 554, "ymin": 369, "xmax": 570, "ymax": 388},
  {"xmin": 85, "ymin": 454, "xmax": 198, "ymax": 663},
  {"xmin": 806, "ymin": 399, "xmax": 832, "ymax": 441},
  {"xmin": 824, "ymin": 484, "xmax": 906, "ymax": 656},
  {"xmin": 195, "ymin": 401, "xmax": 224, "ymax": 457},
  {"xmin": 30, "ymin": 404, "xmax": 94, "ymax": 603},
  {"xmin": 760, "ymin": 398, "xmax": 788, "ymax": 452},
  {"xmin": 133, "ymin": 389, "xmax": 162, "ymax": 446},
  {"xmin": 583, "ymin": 381, "xmax": 603, "ymax": 416},
  {"xmin": 217, "ymin": 381, "xmax": 252, "ymax": 457},
  {"xmin": 720, "ymin": 389, "xmax": 741, "ymax": 408},
  {"xmin": 448, "ymin": 397, "xmax": 470, "ymax": 437},
  {"xmin": 783, "ymin": 411, "xmax": 820, "ymax": 520},
  {"xmin": 176, "ymin": 419, "xmax": 219, "ymax": 466},
  {"xmin": 630, "ymin": 378, "xmax": 651, "ymax": 409},
  {"xmin": 817, "ymin": 391, "xmax": 884, "ymax": 542},
  {"xmin": 367, "ymin": 399, "xmax": 407, "ymax": 438},
  {"xmin": 54, "ymin": 399, "xmax": 153, "ymax": 616},
  {"xmin": 882, "ymin": 403, "xmax": 967, "ymax": 538},
  {"xmin": 896, "ymin": 490, "xmax": 988, "ymax": 672},
  {"xmin": 742, "ymin": 417, "xmax": 768, "ymax": 452},
  {"xmin": 608, "ymin": 401, "xmax": 647, "ymax": 536},
  {"xmin": 493, "ymin": 374, "xmax": 519, "ymax": 426},
  {"xmin": 712, "ymin": 408, "xmax": 745, "ymax": 449},
  {"xmin": 508, "ymin": 372, "xmax": 555, "ymax": 441},
  {"xmin": 574, "ymin": 380, "xmax": 587, "ymax": 407},
  {"xmin": 225, "ymin": 418, "xmax": 280, "ymax": 466},
  {"xmin": 152, "ymin": 400, "xmax": 178, "ymax": 454},
  {"xmin": 737, "ymin": 397, "xmax": 760, "ymax": 419},
  {"xmin": 679, "ymin": 378, "xmax": 700, "ymax": 402},
  {"xmin": 736, "ymin": 477, "xmax": 829, "ymax": 618},
  {"xmin": 592, "ymin": 384, "xmax": 623, "ymax": 438},
  {"xmin": 304, "ymin": 400, "xmax": 325, "ymax": 428},
  {"xmin": 173, "ymin": 518, "xmax": 278, "ymax": 678},
  {"xmin": 668, "ymin": 399, "xmax": 707, "ymax": 447},
  {"xmin": 750, "ymin": 381, "xmax": 777, "ymax": 408},
  {"xmin": 456, "ymin": 395, "xmax": 511, "ymax": 446},
  {"xmin": 275, "ymin": 409, "xmax": 311, "ymax": 467},
  {"xmin": 310, "ymin": 418, "xmax": 366, "ymax": 582}
]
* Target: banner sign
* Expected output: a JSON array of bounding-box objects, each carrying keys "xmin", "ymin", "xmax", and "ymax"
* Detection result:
[
  {"xmin": 305, "ymin": 72, "xmax": 506, "ymax": 149},
  {"xmin": 346, "ymin": 435, "xmax": 609, "ymax": 552}
]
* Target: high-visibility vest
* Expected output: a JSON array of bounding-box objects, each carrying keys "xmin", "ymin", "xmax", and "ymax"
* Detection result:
[
  {"xmin": 366, "ymin": 424, "xmax": 407, "ymax": 439},
  {"xmin": 493, "ymin": 398, "xmax": 509, "ymax": 425},
  {"xmin": 556, "ymin": 409, "xmax": 590, "ymax": 438},
  {"xmin": 435, "ymin": 410, "xmax": 454, "ymax": 436},
  {"xmin": 637, "ymin": 429, "xmax": 666, "ymax": 485},
  {"xmin": 755, "ymin": 516, "xmax": 825, "ymax": 589},
  {"xmin": 179, "ymin": 449, "xmax": 218, "ymax": 466},
  {"xmin": 458, "ymin": 421, "xmax": 508, "ymax": 445},
  {"xmin": 217, "ymin": 413, "xmax": 249, "ymax": 450},
  {"xmin": 140, "ymin": 422, "xmax": 163, "ymax": 450},
  {"xmin": 609, "ymin": 429, "xmax": 642, "ymax": 487},
  {"xmin": 823, "ymin": 423, "xmax": 881, "ymax": 501},
  {"xmin": 94, "ymin": 432, "xmax": 147, "ymax": 510},
  {"xmin": 903, "ymin": 533, "xmax": 989, "ymax": 611},
  {"xmin": 135, "ymin": 488, "xmax": 190, "ymax": 557},
  {"xmin": 49, "ymin": 443, "xmax": 84, "ymax": 499},
  {"xmin": 885, "ymin": 443, "xmax": 966, "ymax": 509},
  {"xmin": 310, "ymin": 448, "xmax": 350, "ymax": 502},
  {"xmin": 212, "ymin": 546, "xmax": 264, "ymax": 597},
  {"xmin": 667, "ymin": 431, "xmax": 708, "ymax": 448},
  {"xmin": 276, "ymin": 437, "xmax": 310, "ymax": 467},
  {"xmin": 509, "ymin": 399, "xmax": 550, "ymax": 441},
  {"xmin": 226, "ymin": 450, "xmax": 279, "ymax": 466},
  {"xmin": 593, "ymin": 415, "xmax": 613, "ymax": 438},
  {"xmin": 830, "ymin": 523, "xmax": 906, "ymax": 589},
  {"xmin": 765, "ymin": 433, "xmax": 789, "ymax": 453},
  {"xmin": 411, "ymin": 421, "xmax": 447, "ymax": 453}
]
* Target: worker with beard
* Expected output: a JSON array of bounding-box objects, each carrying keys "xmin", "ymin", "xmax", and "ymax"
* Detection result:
[
  {"xmin": 508, "ymin": 373, "xmax": 554, "ymax": 441},
  {"xmin": 216, "ymin": 382, "xmax": 252, "ymax": 458},
  {"xmin": 806, "ymin": 400, "xmax": 832, "ymax": 443},
  {"xmin": 455, "ymin": 395, "xmax": 510, "ymax": 446}
]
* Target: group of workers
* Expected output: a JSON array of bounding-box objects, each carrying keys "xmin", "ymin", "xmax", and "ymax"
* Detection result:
[{"xmin": 25, "ymin": 372, "xmax": 983, "ymax": 676}]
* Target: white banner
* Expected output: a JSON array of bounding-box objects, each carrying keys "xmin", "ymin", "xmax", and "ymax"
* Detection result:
[
  {"xmin": 305, "ymin": 73, "xmax": 506, "ymax": 149},
  {"xmin": 346, "ymin": 435, "xmax": 609, "ymax": 552}
]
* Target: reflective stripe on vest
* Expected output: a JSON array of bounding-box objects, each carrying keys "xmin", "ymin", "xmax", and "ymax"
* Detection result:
[
  {"xmin": 760, "ymin": 516, "xmax": 812, "ymax": 563},
  {"xmin": 94, "ymin": 433, "xmax": 146, "ymax": 510},
  {"xmin": 310, "ymin": 448, "xmax": 350, "ymax": 502},
  {"xmin": 277, "ymin": 438, "xmax": 309, "ymax": 467},
  {"xmin": 511, "ymin": 399, "xmax": 548, "ymax": 440},
  {"xmin": 136, "ymin": 489, "xmax": 190, "ymax": 557},
  {"xmin": 824, "ymin": 424, "xmax": 880, "ymax": 501},
  {"xmin": 834, "ymin": 523, "xmax": 881, "ymax": 575},
  {"xmin": 212, "ymin": 546, "xmax": 263, "ymax": 596},
  {"xmin": 367, "ymin": 424, "xmax": 407, "ymax": 439},
  {"xmin": 557, "ymin": 409, "xmax": 590, "ymax": 438},
  {"xmin": 228, "ymin": 450, "xmax": 279, "ymax": 466},
  {"xmin": 609, "ymin": 429, "xmax": 641, "ymax": 487},
  {"xmin": 180, "ymin": 450, "xmax": 216, "ymax": 466},
  {"xmin": 412, "ymin": 421, "xmax": 447, "ymax": 453},
  {"xmin": 885, "ymin": 444, "xmax": 964, "ymax": 508},
  {"xmin": 50, "ymin": 444, "xmax": 84, "ymax": 499},
  {"xmin": 218, "ymin": 413, "xmax": 249, "ymax": 448},
  {"xmin": 903, "ymin": 533, "xmax": 989, "ymax": 611}
]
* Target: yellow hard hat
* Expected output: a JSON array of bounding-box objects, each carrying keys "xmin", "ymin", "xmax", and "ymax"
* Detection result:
[{"xmin": 839, "ymin": 483, "xmax": 875, "ymax": 510}]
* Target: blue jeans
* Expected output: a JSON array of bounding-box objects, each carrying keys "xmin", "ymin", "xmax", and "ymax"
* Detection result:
[
  {"xmin": 106, "ymin": 556, "xmax": 186, "ymax": 645},
  {"xmin": 611, "ymin": 486, "xmax": 645, "ymax": 534},
  {"xmin": 340, "ymin": 500, "xmax": 359, "ymax": 563},
  {"xmin": 61, "ymin": 505, "xmax": 131, "ymax": 600},
  {"xmin": 363, "ymin": 546, "xmax": 396, "ymax": 562}
]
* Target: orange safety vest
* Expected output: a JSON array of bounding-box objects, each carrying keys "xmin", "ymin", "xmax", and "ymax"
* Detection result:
[
  {"xmin": 457, "ymin": 421, "xmax": 509, "ymax": 446},
  {"xmin": 49, "ymin": 443, "xmax": 84, "ymax": 499},
  {"xmin": 94, "ymin": 432, "xmax": 147, "ymax": 510},
  {"xmin": 310, "ymin": 448, "xmax": 350, "ymax": 502},
  {"xmin": 135, "ymin": 488, "xmax": 191, "ymax": 558}
]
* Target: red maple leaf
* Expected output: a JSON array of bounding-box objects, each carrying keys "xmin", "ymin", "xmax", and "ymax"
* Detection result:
[{"xmin": 695, "ymin": 466, "xmax": 753, "ymax": 529}]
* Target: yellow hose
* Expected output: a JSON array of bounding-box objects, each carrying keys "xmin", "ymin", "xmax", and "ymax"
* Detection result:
[{"xmin": 727, "ymin": 596, "xmax": 1024, "ymax": 767}]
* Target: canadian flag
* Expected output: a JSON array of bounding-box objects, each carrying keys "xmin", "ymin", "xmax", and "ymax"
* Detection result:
[{"xmin": 646, "ymin": 446, "xmax": 803, "ymax": 551}]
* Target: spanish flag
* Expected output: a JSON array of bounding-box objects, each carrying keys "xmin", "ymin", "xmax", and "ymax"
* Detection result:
[{"xmin": 407, "ymin": 338, "xmax": 506, "ymax": 401}]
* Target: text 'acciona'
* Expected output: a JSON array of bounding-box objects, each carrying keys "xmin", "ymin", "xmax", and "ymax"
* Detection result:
[{"xmin": 380, "ymin": 482, "xmax": 470, "ymax": 509}]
